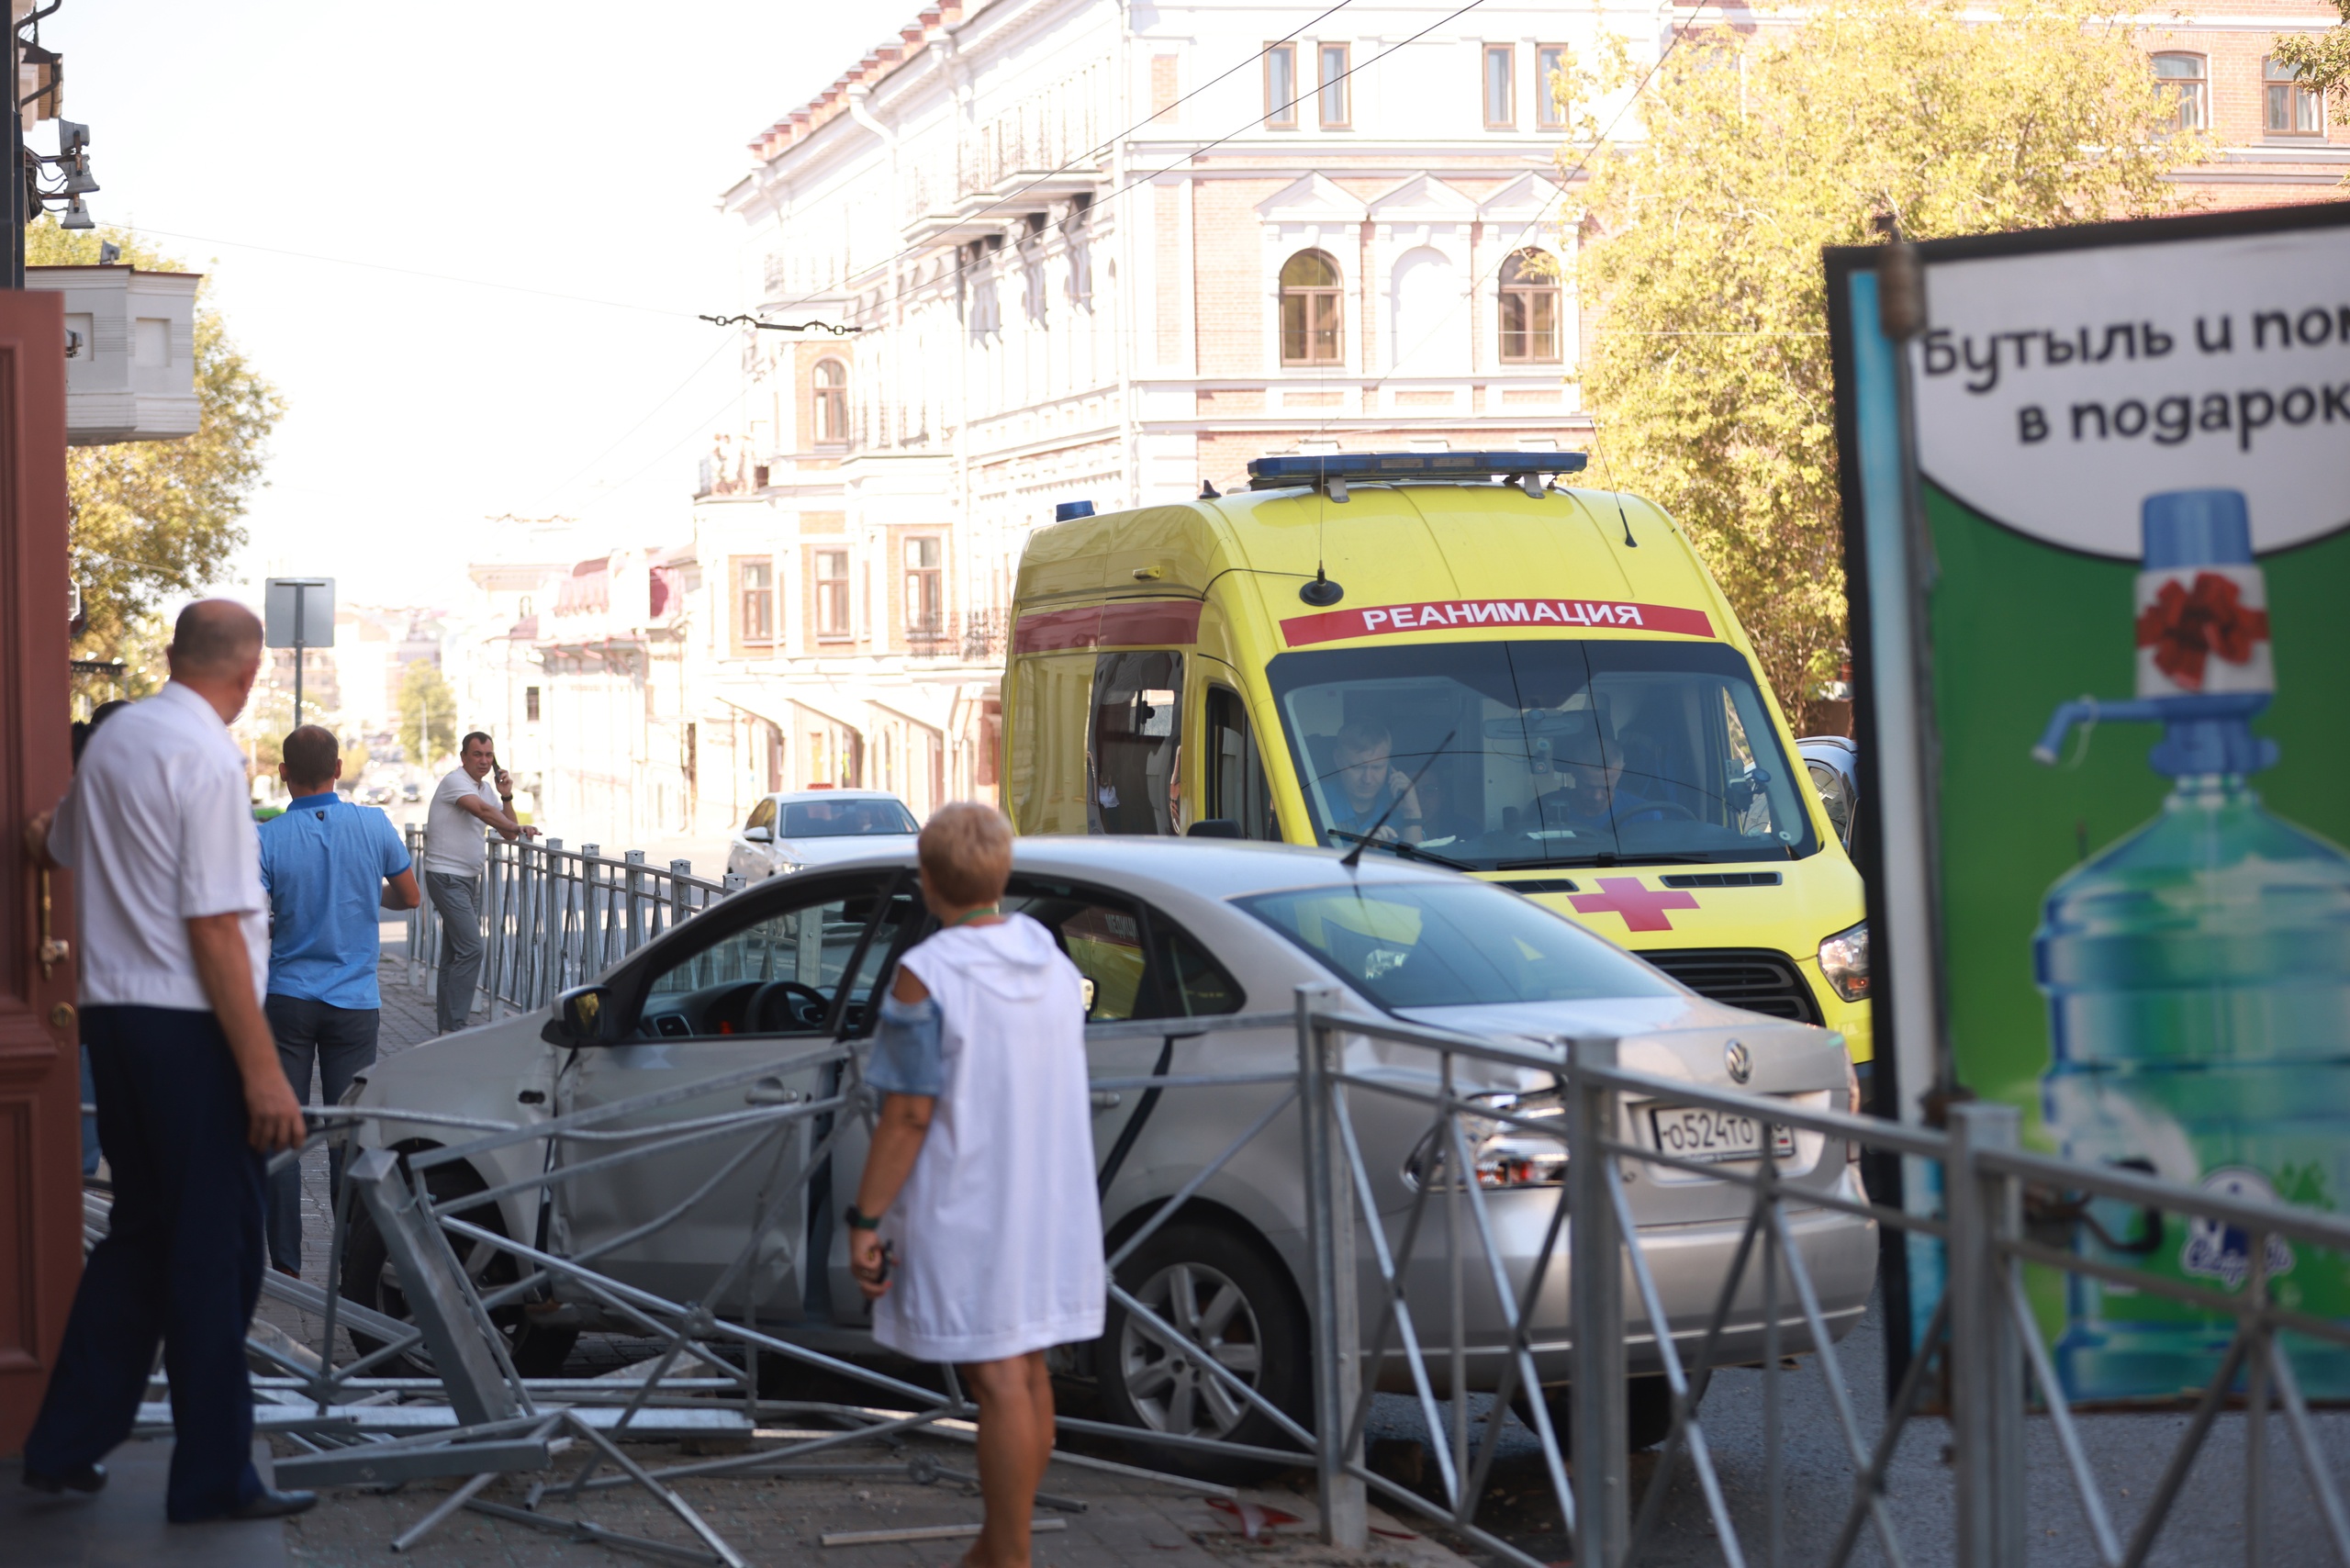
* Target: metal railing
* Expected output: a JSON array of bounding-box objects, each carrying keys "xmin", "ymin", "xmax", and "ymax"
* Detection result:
[
  {"xmin": 264, "ymin": 980, "xmax": 2350, "ymax": 1566},
  {"xmin": 402, "ymin": 828, "xmax": 743, "ymax": 1024}
]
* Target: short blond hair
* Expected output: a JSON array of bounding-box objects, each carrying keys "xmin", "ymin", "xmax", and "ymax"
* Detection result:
[{"xmin": 919, "ymin": 801, "xmax": 1014, "ymax": 906}]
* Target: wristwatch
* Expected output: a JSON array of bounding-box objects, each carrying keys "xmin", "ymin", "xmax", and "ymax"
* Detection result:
[{"xmin": 844, "ymin": 1204, "xmax": 880, "ymax": 1232}]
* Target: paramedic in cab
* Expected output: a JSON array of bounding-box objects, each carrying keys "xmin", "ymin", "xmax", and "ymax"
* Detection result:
[{"xmin": 1324, "ymin": 722, "xmax": 1424, "ymax": 845}]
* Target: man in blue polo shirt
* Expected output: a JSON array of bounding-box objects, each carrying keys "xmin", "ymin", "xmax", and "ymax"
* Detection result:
[{"xmin": 257, "ymin": 725, "xmax": 420, "ymax": 1277}]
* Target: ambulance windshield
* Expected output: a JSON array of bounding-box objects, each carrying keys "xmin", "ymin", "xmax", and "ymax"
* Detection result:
[{"xmin": 1266, "ymin": 640, "xmax": 1818, "ymax": 869}]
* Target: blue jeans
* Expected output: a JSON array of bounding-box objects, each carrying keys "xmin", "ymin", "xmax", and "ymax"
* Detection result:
[
  {"xmin": 26, "ymin": 1006, "xmax": 265, "ymax": 1520},
  {"xmin": 426, "ymin": 870, "xmax": 484, "ymax": 1035},
  {"xmin": 263, "ymin": 994, "xmax": 380, "ymax": 1275}
]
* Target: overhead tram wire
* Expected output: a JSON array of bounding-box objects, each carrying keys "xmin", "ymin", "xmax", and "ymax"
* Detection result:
[
  {"xmin": 737, "ymin": 0, "xmax": 1493, "ymax": 335},
  {"xmin": 530, "ymin": 332, "xmax": 742, "ymax": 514},
  {"xmin": 116, "ymin": 228, "xmax": 707, "ymax": 319},
  {"xmin": 570, "ymin": 3, "xmax": 1494, "ymax": 516}
]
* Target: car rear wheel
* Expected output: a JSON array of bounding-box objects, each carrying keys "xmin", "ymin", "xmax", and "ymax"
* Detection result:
[
  {"xmin": 1097, "ymin": 1222, "xmax": 1311, "ymax": 1480},
  {"xmin": 340, "ymin": 1156, "xmax": 577, "ymax": 1380}
]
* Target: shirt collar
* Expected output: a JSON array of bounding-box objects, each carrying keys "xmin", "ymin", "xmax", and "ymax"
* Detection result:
[
  {"xmin": 288, "ymin": 790, "xmax": 340, "ymax": 810},
  {"xmin": 159, "ymin": 679, "xmax": 228, "ymax": 729}
]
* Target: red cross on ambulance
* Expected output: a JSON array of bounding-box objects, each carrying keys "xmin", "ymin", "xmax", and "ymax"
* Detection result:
[{"xmin": 1568, "ymin": 877, "xmax": 1700, "ymax": 934}]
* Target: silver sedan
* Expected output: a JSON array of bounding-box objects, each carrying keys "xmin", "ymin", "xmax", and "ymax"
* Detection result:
[{"xmin": 347, "ymin": 839, "xmax": 1874, "ymax": 1459}]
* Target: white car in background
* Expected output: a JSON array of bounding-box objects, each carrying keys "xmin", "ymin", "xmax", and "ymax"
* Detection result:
[{"xmin": 723, "ymin": 790, "xmax": 920, "ymax": 883}]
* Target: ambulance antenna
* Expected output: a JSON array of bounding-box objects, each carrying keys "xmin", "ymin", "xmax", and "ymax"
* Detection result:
[
  {"xmin": 1593, "ymin": 431, "xmax": 1638, "ymax": 547},
  {"xmin": 1300, "ymin": 473, "xmax": 1344, "ymax": 606}
]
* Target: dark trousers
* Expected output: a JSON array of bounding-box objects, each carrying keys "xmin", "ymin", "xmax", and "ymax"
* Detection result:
[
  {"xmin": 25, "ymin": 1006, "xmax": 264, "ymax": 1520},
  {"xmin": 263, "ymin": 995, "xmax": 379, "ymax": 1275}
]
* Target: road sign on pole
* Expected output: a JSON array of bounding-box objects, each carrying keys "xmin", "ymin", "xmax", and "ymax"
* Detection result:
[{"xmin": 264, "ymin": 577, "xmax": 334, "ymax": 729}]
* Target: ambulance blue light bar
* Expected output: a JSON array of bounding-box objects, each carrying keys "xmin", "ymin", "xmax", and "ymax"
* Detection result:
[{"xmin": 1245, "ymin": 450, "xmax": 1589, "ymax": 490}]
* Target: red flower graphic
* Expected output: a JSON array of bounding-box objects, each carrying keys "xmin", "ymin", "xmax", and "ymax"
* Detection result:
[{"xmin": 2134, "ymin": 572, "xmax": 2269, "ymax": 690}]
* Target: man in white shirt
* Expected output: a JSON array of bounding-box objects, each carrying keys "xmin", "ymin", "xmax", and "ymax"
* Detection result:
[
  {"xmin": 19, "ymin": 599, "xmax": 314, "ymax": 1523},
  {"xmin": 420, "ymin": 731, "xmax": 537, "ymax": 1035}
]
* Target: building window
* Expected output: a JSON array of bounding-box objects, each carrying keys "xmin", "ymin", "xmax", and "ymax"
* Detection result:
[
  {"xmin": 1318, "ymin": 43, "xmax": 1350, "ymax": 128},
  {"xmin": 2266, "ymin": 57, "xmax": 2322, "ymax": 135},
  {"xmin": 1537, "ymin": 43, "xmax": 1569, "ymax": 129},
  {"xmin": 1265, "ymin": 42, "xmax": 1298, "ymax": 128},
  {"xmin": 811, "ymin": 358, "xmax": 848, "ymax": 444},
  {"xmin": 815, "ymin": 550, "xmax": 851, "ymax": 639},
  {"xmin": 1484, "ymin": 43, "xmax": 1516, "ymax": 129},
  {"xmin": 904, "ymin": 535, "xmax": 943, "ymax": 636},
  {"xmin": 739, "ymin": 557, "xmax": 775, "ymax": 643},
  {"xmin": 2153, "ymin": 53, "xmax": 2206, "ymax": 133},
  {"xmin": 525, "ymin": 686, "xmax": 541, "ymax": 722},
  {"xmin": 1280, "ymin": 250, "xmax": 1344, "ymax": 365},
  {"xmin": 1498, "ymin": 250, "xmax": 1561, "ymax": 364}
]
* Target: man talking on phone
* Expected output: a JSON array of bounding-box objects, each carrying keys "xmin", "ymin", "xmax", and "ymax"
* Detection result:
[{"xmin": 421, "ymin": 731, "xmax": 539, "ymax": 1035}]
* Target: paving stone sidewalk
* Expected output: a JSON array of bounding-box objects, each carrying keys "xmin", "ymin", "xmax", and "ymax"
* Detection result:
[{"xmin": 278, "ymin": 1454, "xmax": 1465, "ymax": 1568}]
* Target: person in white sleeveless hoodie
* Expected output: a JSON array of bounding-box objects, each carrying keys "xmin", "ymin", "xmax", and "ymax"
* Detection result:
[{"xmin": 849, "ymin": 803, "xmax": 1102, "ymax": 1568}]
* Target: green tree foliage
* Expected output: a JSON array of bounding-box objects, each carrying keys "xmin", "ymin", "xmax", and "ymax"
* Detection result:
[
  {"xmin": 2270, "ymin": 1, "xmax": 2350, "ymax": 119},
  {"xmin": 397, "ymin": 659, "xmax": 457, "ymax": 767},
  {"xmin": 26, "ymin": 221, "xmax": 285, "ymax": 671},
  {"xmin": 1564, "ymin": 0, "xmax": 2211, "ymax": 729}
]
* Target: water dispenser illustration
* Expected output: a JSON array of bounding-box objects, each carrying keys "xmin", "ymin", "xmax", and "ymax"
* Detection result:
[{"xmin": 2031, "ymin": 488, "xmax": 2350, "ymax": 1400}]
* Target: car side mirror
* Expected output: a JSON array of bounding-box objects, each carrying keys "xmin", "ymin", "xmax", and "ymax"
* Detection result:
[
  {"xmin": 743, "ymin": 825, "xmax": 770, "ymax": 843},
  {"xmin": 547, "ymin": 983, "xmax": 617, "ymax": 1047}
]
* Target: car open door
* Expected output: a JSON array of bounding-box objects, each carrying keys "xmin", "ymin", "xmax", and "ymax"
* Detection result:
[{"xmin": 555, "ymin": 871, "xmax": 913, "ymax": 1323}]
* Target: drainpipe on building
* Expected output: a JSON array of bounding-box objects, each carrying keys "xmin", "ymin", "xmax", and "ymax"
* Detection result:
[{"xmin": 1114, "ymin": 0, "xmax": 1136, "ymax": 510}]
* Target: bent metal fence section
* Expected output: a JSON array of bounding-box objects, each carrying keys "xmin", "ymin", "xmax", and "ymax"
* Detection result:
[
  {"xmin": 243, "ymin": 983, "xmax": 2350, "ymax": 1567},
  {"xmin": 401, "ymin": 828, "xmax": 742, "ymax": 1021}
]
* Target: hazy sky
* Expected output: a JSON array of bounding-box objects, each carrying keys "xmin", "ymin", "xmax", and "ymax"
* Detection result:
[{"xmin": 43, "ymin": 0, "xmax": 892, "ymax": 608}]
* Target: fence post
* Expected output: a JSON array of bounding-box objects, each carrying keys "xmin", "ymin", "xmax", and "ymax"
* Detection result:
[
  {"xmin": 667, "ymin": 858, "xmax": 693, "ymax": 938},
  {"xmin": 1569, "ymin": 1036, "xmax": 1628, "ymax": 1568},
  {"xmin": 483, "ymin": 838, "xmax": 506, "ymax": 1022},
  {"xmin": 624, "ymin": 850, "xmax": 646, "ymax": 956},
  {"xmin": 541, "ymin": 839, "xmax": 565, "ymax": 1002},
  {"xmin": 1948, "ymin": 1101, "xmax": 2026, "ymax": 1568},
  {"xmin": 1295, "ymin": 983, "xmax": 1365, "ymax": 1550}
]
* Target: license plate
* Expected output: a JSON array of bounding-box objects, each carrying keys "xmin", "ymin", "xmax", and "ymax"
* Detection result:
[{"xmin": 1647, "ymin": 1104, "xmax": 1796, "ymax": 1164}]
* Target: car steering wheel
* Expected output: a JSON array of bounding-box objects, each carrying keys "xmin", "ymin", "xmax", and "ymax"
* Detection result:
[
  {"xmin": 746, "ymin": 980, "xmax": 831, "ymax": 1033},
  {"xmin": 1617, "ymin": 800, "xmax": 1697, "ymax": 824}
]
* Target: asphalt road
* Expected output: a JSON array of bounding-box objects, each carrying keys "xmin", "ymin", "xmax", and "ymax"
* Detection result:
[{"xmin": 1360, "ymin": 1295, "xmax": 2350, "ymax": 1567}]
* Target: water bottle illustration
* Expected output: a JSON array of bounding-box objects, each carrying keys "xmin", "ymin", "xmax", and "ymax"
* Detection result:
[{"xmin": 2032, "ymin": 488, "xmax": 2350, "ymax": 1401}]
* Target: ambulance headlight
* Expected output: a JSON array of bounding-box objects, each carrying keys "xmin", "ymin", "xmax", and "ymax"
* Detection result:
[{"xmin": 1818, "ymin": 921, "xmax": 1870, "ymax": 1003}]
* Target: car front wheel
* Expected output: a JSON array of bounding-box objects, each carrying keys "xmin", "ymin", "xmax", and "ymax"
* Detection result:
[{"xmin": 339, "ymin": 1155, "xmax": 577, "ymax": 1379}]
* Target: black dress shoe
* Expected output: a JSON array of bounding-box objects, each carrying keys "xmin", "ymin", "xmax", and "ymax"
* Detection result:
[
  {"xmin": 21, "ymin": 1462, "xmax": 106, "ymax": 1495},
  {"xmin": 227, "ymin": 1487, "xmax": 317, "ymax": 1520}
]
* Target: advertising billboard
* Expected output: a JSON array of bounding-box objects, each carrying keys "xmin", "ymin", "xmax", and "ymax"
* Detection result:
[{"xmin": 1828, "ymin": 202, "xmax": 2350, "ymax": 1400}]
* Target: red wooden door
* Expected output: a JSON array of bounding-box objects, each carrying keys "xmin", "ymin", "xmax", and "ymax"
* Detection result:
[{"xmin": 0, "ymin": 288, "xmax": 79, "ymax": 1457}]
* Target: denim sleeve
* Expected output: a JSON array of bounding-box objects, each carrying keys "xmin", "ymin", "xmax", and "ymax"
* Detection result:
[{"xmin": 866, "ymin": 994, "xmax": 944, "ymax": 1098}]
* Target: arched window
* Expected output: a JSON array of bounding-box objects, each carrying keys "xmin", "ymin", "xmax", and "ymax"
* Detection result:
[
  {"xmin": 1280, "ymin": 250, "xmax": 1344, "ymax": 365},
  {"xmin": 2152, "ymin": 53, "xmax": 2206, "ymax": 132},
  {"xmin": 1498, "ymin": 249, "xmax": 1561, "ymax": 364},
  {"xmin": 811, "ymin": 358, "xmax": 848, "ymax": 445}
]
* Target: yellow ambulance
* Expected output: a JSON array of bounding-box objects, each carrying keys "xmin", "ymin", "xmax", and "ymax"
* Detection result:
[{"xmin": 1002, "ymin": 451, "xmax": 1871, "ymax": 1069}]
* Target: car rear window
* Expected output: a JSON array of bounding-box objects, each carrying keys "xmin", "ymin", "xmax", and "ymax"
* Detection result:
[
  {"xmin": 782, "ymin": 800, "xmax": 919, "ymax": 837},
  {"xmin": 1237, "ymin": 880, "xmax": 1677, "ymax": 1010}
]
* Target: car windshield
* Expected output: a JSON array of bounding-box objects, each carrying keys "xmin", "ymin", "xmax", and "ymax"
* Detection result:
[
  {"xmin": 780, "ymin": 800, "xmax": 919, "ymax": 838},
  {"xmin": 1267, "ymin": 640, "xmax": 1817, "ymax": 870},
  {"xmin": 1237, "ymin": 881, "xmax": 1678, "ymax": 1010}
]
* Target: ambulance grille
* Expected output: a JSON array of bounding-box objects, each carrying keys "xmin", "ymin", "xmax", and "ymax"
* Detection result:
[{"xmin": 1636, "ymin": 948, "xmax": 1822, "ymax": 1025}]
